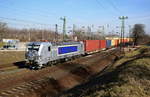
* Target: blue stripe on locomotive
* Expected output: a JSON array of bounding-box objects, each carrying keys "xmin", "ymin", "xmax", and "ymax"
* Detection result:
[{"xmin": 58, "ymin": 46, "xmax": 78, "ymax": 54}]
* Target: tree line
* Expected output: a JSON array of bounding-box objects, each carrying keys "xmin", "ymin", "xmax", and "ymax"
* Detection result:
[
  {"xmin": 0, "ymin": 22, "xmax": 105, "ymax": 42},
  {"xmin": 0, "ymin": 21, "xmax": 150, "ymax": 45}
]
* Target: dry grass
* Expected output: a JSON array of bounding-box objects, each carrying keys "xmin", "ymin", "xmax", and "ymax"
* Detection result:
[
  {"xmin": 85, "ymin": 46, "xmax": 150, "ymax": 97},
  {"xmin": 96, "ymin": 58, "xmax": 150, "ymax": 97},
  {"xmin": 114, "ymin": 46, "xmax": 150, "ymax": 67},
  {"xmin": 0, "ymin": 51, "xmax": 25, "ymax": 65},
  {"xmin": 0, "ymin": 42, "xmax": 5, "ymax": 48}
]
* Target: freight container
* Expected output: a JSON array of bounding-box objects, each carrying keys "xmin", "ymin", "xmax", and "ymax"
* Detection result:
[
  {"xmin": 118, "ymin": 39, "xmax": 121, "ymax": 44},
  {"xmin": 111, "ymin": 39, "xmax": 115, "ymax": 46},
  {"xmin": 114, "ymin": 39, "xmax": 119, "ymax": 47},
  {"xmin": 114, "ymin": 39, "xmax": 117, "ymax": 46},
  {"xmin": 124, "ymin": 39, "xmax": 128, "ymax": 43},
  {"xmin": 117, "ymin": 39, "xmax": 119, "ymax": 46},
  {"xmin": 106, "ymin": 40, "xmax": 111, "ymax": 48},
  {"xmin": 100, "ymin": 40, "xmax": 106, "ymax": 49},
  {"xmin": 83, "ymin": 40, "xmax": 100, "ymax": 53},
  {"xmin": 127, "ymin": 38, "xmax": 130, "ymax": 42},
  {"xmin": 119, "ymin": 39, "xmax": 125, "ymax": 45}
]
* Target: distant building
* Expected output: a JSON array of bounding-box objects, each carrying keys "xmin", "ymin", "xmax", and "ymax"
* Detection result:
[
  {"xmin": 2, "ymin": 39, "xmax": 19, "ymax": 49},
  {"xmin": 2, "ymin": 39, "xmax": 19, "ymax": 43}
]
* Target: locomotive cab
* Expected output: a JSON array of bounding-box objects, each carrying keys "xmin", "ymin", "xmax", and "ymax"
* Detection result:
[{"xmin": 25, "ymin": 42, "xmax": 52, "ymax": 69}]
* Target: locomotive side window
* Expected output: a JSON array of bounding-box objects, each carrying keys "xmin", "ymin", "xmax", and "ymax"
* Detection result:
[{"xmin": 48, "ymin": 46, "xmax": 51, "ymax": 51}]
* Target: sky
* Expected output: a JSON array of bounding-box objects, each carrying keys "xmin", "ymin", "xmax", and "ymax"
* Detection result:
[{"xmin": 0, "ymin": 0, "xmax": 150, "ymax": 35}]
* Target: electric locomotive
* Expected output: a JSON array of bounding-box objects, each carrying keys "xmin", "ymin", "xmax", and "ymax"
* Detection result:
[{"xmin": 25, "ymin": 41, "xmax": 84, "ymax": 69}]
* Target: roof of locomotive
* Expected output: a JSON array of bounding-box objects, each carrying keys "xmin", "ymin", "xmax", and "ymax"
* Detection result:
[
  {"xmin": 27, "ymin": 41, "xmax": 82, "ymax": 46},
  {"xmin": 27, "ymin": 42, "xmax": 51, "ymax": 46},
  {"xmin": 51, "ymin": 41, "xmax": 82, "ymax": 46}
]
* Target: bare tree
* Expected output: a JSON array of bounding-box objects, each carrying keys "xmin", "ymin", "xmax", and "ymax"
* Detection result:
[
  {"xmin": 0, "ymin": 22, "xmax": 7, "ymax": 41},
  {"xmin": 131, "ymin": 24, "xmax": 145, "ymax": 45}
]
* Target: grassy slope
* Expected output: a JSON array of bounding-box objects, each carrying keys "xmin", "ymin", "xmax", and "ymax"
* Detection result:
[
  {"xmin": 60, "ymin": 46, "xmax": 150, "ymax": 97},
  {"xmin": 86, "ymin": 46, "xmax": 150, "ymax": 97},
  {"xmin": 0, "ymin": 42, "xmax": 5, "ymax": 48},
  {"xmin": 0, "ymin": 51, "xmax": 25, "ymax": 65}
]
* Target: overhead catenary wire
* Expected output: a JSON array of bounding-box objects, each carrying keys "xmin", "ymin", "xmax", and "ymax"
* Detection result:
[
  {"xmin": 95, "ymin": 0, "xmax": 106, "ymax": 9},
  {"xmin": 0, "ymin": 18, "xmax": 61, "ymax": 32},
  {"xmin": 0, "ymin": 4, "xmax": 59, "ymax": 29},
  {"xmin": 0, "ymin": 16, "xmax": 52, "ymax": 26},
  {"xmin": 95, "ymin": 0, "xmax": 120, "ymax": 16},
  {"xmin": 0, "ymin": 2, "xmax": 63, "ymax": 30},
  {"xmin": 107, "ymin": 0, "xmax": 122, "ymax": 15},
  {"xmin": 130, "ymin": 15, "xmax": 150, "ymax": 20},
  {"xmin": 0, "ymin": 6, "xmax": 50, "ymax": 21},
  {"xmin": 0, "ymin": 0, "xmax": 59, "ymax": 21},
  {"xmin": 0, "ymin": 4, "xmax": 56, "ymax": 18},
  {"xmin": 7, "ymin": 22, "xmax": 50, "ymax": 29},
  {"xmin": 0, "ymin": 0, "xmax": 57, "ymax": 16}
]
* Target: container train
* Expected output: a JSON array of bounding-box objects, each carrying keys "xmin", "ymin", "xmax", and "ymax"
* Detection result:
[{"xmin": 25, "ymin": 38, "xmax": 132, "ymax": 69}]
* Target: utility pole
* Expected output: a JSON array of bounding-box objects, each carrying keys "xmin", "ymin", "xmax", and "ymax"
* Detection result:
[
  {"xmin": 98, "ymin": 26, "xmax": 105, "ymax": 38},
  {"xmin": 60, "ymin": 16, "xmax": 66, "ymax": 41},
  {"xmin": 87, "ymin": 26, "xmax": 91, "ymax": 39},
  {"xmin": 119, "ymin": 16, "xmax": 128, "ymax": 52},
  {"xmin": 42, "ymin": 30, "xmax": 44, "ymax": 41},
  {"xmin": 128, "ymin": 25, "xmax": 132, "ymax": 38},
  {"xmin": 98, "ymin": 26, "xmax": 102, "ymax": 36},
  {"xmin": 40, "ymin": 25, "xmax": 44, "ymax": 41},
  {"xmin": 91, "ymin": 25, "xmax": 94, "ymax": 39},
  {"xmin": 28, "ymin": 31, "xmax": 31, "ymax": 42},
  {"xmin": 116, "ymin": 26, "xmax": 120, "ymax": 36},
  {"xmin": 55, "ymin": 24, "xmax": 58, "ymax": 42},
  {"xmin": 102, "ymin": 25, "xmax": 105, "ymax": 38},
  {"xmin": 72, "ymin": 24, "xmax": 75, "ymax": 40}
]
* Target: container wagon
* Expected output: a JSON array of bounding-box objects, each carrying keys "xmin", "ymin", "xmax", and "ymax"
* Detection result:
[
  {"xmin": 83, "ymin": 40, "xmax": 100, "ymax": 54},
  {"xmin": 100, "ymin": 40, "xmax": 106, "ymax": 50}
]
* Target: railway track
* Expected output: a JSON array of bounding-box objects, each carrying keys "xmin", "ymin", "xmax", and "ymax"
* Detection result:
[{"xmin": 0, "ymin": 48, "xmax": 121, "ymax": 97}]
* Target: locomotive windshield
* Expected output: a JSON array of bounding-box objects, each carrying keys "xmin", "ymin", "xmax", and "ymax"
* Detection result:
[{"xmin": 27, "ymin": 45, "xmax": 40, "ymax": 51}]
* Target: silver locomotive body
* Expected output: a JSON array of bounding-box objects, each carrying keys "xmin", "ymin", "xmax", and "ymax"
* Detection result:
[{"xmin": 25, "ymin": 42, "xmax": 84, "ymax": 69}]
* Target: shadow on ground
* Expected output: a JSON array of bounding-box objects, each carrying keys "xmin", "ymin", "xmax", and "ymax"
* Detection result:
[{"xmin": 13, "ymin": 61, "xmax": 26, "ymax": 68}]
